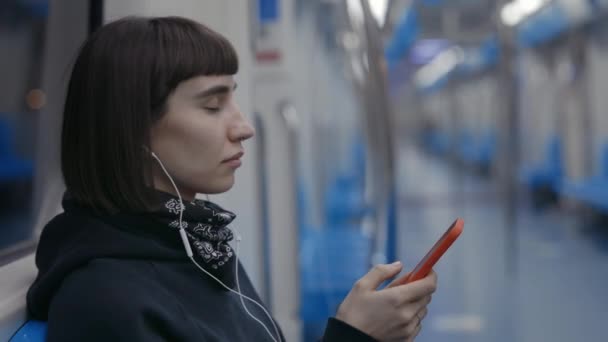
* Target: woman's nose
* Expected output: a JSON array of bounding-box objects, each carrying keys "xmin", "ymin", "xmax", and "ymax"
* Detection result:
[{"xmin": 229, "ymin": 111, "xmax": 255, "ymax": 142}]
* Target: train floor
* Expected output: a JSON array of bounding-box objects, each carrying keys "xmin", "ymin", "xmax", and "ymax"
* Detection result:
[{"xmin": 396, "ymin": 146, "xmax": 608, "ymax": 342}]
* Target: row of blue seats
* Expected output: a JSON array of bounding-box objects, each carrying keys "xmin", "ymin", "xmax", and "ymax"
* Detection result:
[
  {"xmin": 298, "ymin": 140, "xmax": 374, "ymax": 341},
  {"xmin": 424, "ymin": 130, "xmax": 608, "ymax": 213},
  {"xmin": 2, "ymin": 101, "xmax": 66, "ymax": 341},
  {"xmin": 518, "ymin": 136, "xmax": 608, "ymax": 213},
  {"xmin": 300, "ymin": 226, "xmax": 371, "ymax": 341},
  {"xmin": 3, "ymin": 117, "xmax": 38, "ymax": 339},
  {"xmin": 424, "ymin": 130, "xmax": 496, "ymax": 169}
]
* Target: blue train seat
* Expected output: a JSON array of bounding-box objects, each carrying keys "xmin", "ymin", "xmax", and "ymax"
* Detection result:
[
  {"xmin": 9, "ymin": 321, "xmax": 47, "ymax": 342},
  {"xmin": 519, "ymin": 136, "xmax": 563, "ymax": 191},
  {"xmin": 559, "ymin": 143, "xmax": 608, "ymax": 212},
  {"xmin": 0, "ymin": 118, "xmax": 34, "ymax": 183},
  {"xmin": 425, "ymin": 131, "xmax": 450, "ymax": 155},
  {"xmin": 300, "ymin": 227, "xmax": 371, "ymax": 340},
  {"xmin": 460, "ymin": 131, "xmax": 496, "ymax": 168}
]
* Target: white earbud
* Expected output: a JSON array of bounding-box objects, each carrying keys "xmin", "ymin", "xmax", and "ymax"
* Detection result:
[{"xmin": 149, "ymin": 151, "xmax": 281, "ymax": 342}]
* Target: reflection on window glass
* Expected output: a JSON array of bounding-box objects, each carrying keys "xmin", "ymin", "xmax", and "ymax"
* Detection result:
[{"xmin": 0, "ymin": 0, "xmax": 48, "ymax": 251}]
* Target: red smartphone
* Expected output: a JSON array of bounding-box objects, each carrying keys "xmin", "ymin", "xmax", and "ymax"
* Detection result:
[{"xmin": 398, "ymin": 218, "xmax": 464, "ymax": 285}]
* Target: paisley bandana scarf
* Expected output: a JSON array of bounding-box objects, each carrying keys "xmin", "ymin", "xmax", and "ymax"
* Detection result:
[{"xmin": 156, "ymin": 193, "xmax": 236, "ymax": 270}]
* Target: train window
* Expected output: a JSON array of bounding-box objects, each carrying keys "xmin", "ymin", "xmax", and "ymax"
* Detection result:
[{"xmin": 0, "ymin": 0, "xmax": 49, "ymax": 260}]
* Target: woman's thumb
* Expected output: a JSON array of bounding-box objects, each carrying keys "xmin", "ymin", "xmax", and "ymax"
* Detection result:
[{"xmin": 357, "ymin": 261, "xmax": 402, "ymax": 290}]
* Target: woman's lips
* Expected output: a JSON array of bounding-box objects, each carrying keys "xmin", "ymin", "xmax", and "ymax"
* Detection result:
[{"xmin": 222, "ymin": 151, "xmax": 244, "ymax": 168}]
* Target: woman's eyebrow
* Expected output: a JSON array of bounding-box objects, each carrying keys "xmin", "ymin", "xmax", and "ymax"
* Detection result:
[{"xmin": 193, "ymin": 83, "xmax": 238, "ymax": 99}]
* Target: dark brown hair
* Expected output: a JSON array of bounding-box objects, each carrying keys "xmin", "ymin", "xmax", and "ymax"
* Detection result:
[{"xmin": 61, "ymin": 16, "xmax": 238, "ymax": 213}]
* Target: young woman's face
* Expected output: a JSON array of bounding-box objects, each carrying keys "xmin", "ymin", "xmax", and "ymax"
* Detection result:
[{"xmin": 149, "ymin": 75, "xmax": 254, "ymax": 200}]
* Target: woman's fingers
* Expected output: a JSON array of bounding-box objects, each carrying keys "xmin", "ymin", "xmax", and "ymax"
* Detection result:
[
  {"xmin": 336, "ymin": 265, "xmax": 438, "ymax": 342},
  {"xmin": 386, "ymin": 271, "xmax": 411, "ymax": 288},
  {"xmin": 356, "ymin": 262, "xmax": 404, "ymax": 291},
  {"xmin": 417, "ymin": 306, "xmax": 428, "ymax": 322},
  {"xmin": 418, "ymin": 295, "xmax": 432, "ymax": 311},
  {"xmin": 404, "ymin": 307, "xmax": 426, "ymax": 341},
  {"xmin": 382, "ymin": 272, "xmax": 437, "ymax": 304},
  {"xmin": 405, "ymin": 323, "xmax": 422, "ymax": 342}
]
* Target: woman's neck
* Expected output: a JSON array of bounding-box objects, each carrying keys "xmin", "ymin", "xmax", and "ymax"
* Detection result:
[{"xmin": 152, "ymin": 177, "xmax": 196, "ymax": 203}]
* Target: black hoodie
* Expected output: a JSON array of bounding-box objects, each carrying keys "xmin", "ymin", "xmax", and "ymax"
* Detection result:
[{"xmin": 27, "ymin": 194, "xmax": 376, "ymax": 342}]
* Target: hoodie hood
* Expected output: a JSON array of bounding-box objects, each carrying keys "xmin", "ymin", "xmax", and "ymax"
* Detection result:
[{"xmin": 27, "ymin": 192, "xmax": 237, "ymax": 320}]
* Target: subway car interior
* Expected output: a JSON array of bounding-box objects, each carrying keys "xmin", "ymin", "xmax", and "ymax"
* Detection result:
[{"xmin": 1, "ymin": 0, "xmax": 608, "ymax": 341}]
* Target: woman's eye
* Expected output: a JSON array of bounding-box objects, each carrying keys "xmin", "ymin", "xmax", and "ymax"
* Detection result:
[
  {"xmin": 204, "ymin": 106, "xmax": 221, "ymax": 112},
  {"xmin": 202, "ymin": 96, "xmax": 224, "ymax": 113}
]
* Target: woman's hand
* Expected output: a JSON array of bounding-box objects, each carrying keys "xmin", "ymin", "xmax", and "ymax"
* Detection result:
[{"xmin": 335, "ymin": 262, "xmax": 437, "ymax": 342}]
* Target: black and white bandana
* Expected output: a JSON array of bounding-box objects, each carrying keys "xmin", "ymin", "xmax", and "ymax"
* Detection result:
[{"xmin": 158, "ymin": 194, "xmax": 237, "ymax": 270}]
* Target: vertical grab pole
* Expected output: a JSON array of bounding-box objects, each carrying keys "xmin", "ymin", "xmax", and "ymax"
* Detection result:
[
  {"xmin": 496, "ymin": 1, "xmax": 520, "ymax": 277},
  {"xmin": 252, "ymin": 112, "xmax": 273, "ymax": 309},
  {"xmin": 360, "ymin": 0, "xmax": 397, "ymax": 264}
]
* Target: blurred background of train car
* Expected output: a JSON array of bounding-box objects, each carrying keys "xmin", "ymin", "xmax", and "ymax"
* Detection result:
[{"xmin": 1, "ymin": 0, "xmax": 608, "ymax": 341}]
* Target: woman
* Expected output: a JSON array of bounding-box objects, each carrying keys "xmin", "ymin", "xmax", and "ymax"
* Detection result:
[{"xmin": 26, "ymin": 16, "xmax": 437, "ymax": 342}]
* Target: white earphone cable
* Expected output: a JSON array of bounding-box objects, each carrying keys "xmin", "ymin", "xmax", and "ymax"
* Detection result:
[
  {"xmin": 233, "ymin": 227, "xmax": 282, "ymax": 342},
  {"xmin": 189, "ymin": 255, "xmax": 280, "ymax": 342},
  {"xmin": 150, "ymin": 152, "xmax": 281, "ymax": 342},
  {"xmin": 150, "ymin": 152, "xmax": 192, "ymax": 257}
]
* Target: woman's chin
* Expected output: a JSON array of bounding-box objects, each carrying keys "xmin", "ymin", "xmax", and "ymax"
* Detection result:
[{"xmin": 194, "ymin": 175, "xmax": 235, "ymax": 195}]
